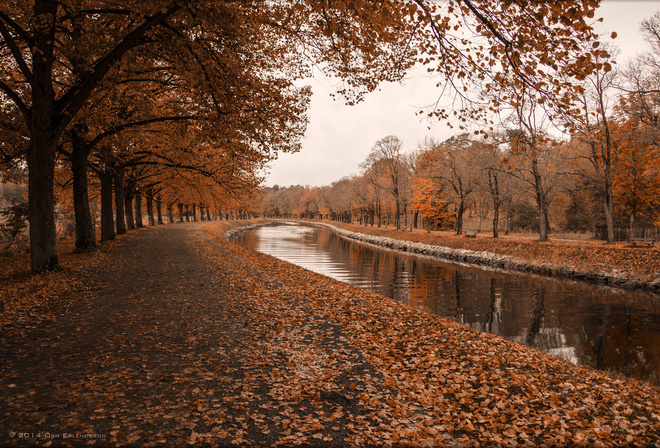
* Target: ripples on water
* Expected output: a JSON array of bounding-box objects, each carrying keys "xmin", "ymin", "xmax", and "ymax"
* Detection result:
[{"xmin": 235, "ymin": 222, "xmax": 660, "ymax": 386}]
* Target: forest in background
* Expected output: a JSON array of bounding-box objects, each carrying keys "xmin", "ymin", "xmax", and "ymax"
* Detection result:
[{"xmin": 259, "ymin": 13, "xmax": 660, "ymax": 244}]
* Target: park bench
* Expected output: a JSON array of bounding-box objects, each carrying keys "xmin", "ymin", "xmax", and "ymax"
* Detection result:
[
  {"xmin": 464, "ymin": 231, "xmax": 478, "ymax": 238},
  {"xmin": 628, "ymin": 237, "xmax": 655, "ymax": 247}
]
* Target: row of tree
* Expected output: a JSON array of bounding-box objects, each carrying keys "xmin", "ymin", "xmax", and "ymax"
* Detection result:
[
  {"xmin": 0, "ymin": 1, "xmax": 611, "ymax": 270},
  {"xmin": 258, "ymin": 13, "xmax": 660, "ymax": 243}
]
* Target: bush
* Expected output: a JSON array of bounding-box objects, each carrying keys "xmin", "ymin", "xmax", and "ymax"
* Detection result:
[
  {"xmin": 508, "ymin": 202, "xmax": 538, "ymax": 232},
  {"xmin": 1, "ymin": 202, "xmax": 28, "ymax": 254}
]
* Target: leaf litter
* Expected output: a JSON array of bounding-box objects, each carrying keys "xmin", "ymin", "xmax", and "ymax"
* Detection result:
[{"xmin": 0, "ymin": 221, "xmax": 658, "ymax": 447}]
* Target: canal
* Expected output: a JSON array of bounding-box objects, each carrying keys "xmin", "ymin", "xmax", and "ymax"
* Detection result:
[{"xmin": 235, "ymin": 222, "xmax": 660, "ymax": 386}]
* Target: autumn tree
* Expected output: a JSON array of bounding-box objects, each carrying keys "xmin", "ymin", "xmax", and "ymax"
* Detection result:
[
  {"xmin": 0, "ymin": 0, "xmax": 606, "ymax": 271},
  {"xmin": 0, "ymin": 1, "xmax": 390, "ymax": 271},
  {"xmin": 361, "ymin": 136, "xmax": 406, "ymax": 229},
  {"xmin": 300, "ymin": 188, "xmax": 322, "ymax": 220},
  {"xmin": 399, "ymin": 152, "xmax": 415, "ymax": 230},
  {"xmin": 411, "ymin": 176, "xmax": 454, "ymax": 232},
  {"xmin": 611, "ymin": 115, "xmax": 660, "ymax": 231},
  {"xmin": 478, "ymin": 140, "xmax": 510, "ymax": 238},
  {"xmin": 623, "ymin": 12, "xmax": 660, "ymax": 131},
  {"xmin": 419, "ymin": 135, "xmax": 487, "ymax": 235},
  {"xmin": 348, "ymin": 175, "xmax": 374, "ymax": 225},
  {"xmin": 570, "ymin": 51, "xmax": 622, "ymax": 243},
  {"xmin": 360, "ymin": 155, "xmax": 385, "ymax": 227}
]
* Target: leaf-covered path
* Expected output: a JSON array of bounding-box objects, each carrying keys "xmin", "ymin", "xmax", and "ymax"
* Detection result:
[{"xmin": 1, "ymin": 222, "xmax": 659, "ymax": 447}]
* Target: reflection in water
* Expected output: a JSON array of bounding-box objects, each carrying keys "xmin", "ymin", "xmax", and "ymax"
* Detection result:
[{"xmin": 235, "ymin": 223, "xmax": 660, "ymax": 385}]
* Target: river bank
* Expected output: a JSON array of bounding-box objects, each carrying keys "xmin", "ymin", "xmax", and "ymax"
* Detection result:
[
  {"xmin": 293, "ymin": 220, "xmax": 660, "ymax": 295},
  {"xmin": 210, "ymin": 220, "xmax": 660, "ymax": 446},
  {"xmin": 1, "ymin": 220, "xmax": 659, "ymax": 446}
]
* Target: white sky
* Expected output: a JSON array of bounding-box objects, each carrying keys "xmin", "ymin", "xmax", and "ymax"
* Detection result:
[{"xmin": 264, "ymin": 1, "xmax": 660, "ymax": 188}]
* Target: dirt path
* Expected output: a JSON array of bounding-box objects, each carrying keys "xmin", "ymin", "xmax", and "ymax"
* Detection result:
[
  {"xmin": 1, "ymin": 221, "xmax": 659, "ymax": 447},
  {"xmin": 0, "ymin": 223, "xmax": 391, "ymax": 447}
]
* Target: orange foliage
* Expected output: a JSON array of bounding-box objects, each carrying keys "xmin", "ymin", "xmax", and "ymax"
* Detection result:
[{"xmin": 411, "ymin": 176, "xmax": 454, "ymax": 230}]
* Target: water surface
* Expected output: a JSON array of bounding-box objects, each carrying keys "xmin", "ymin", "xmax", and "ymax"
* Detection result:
[{"xmin": 235, "ymin": 222, "xmax": 660, "ymax": 385}]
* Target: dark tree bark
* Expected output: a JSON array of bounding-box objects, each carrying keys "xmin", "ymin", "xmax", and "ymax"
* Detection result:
[
  {"xmin": 125, "ymin": 191, "xmax": 135, "ymax": 230},
  {"xmin": 206, "ymin": 208, "xmax": 211, "ymax": 221},
  {"xmin": 27, "ymin": 136, "xmax": 59, "ymax": 271},
  {"xmin": 455, "ymin": 198, "xmax": 465, "ymax": 235},
  {"xmin": 70, "ymin": 129, "xmax": 96, "ymax": 250},
  {"xmin": 26, "ymin": 0, "xmax": 59, "ymax": 271},
  {"xmin": 146, "ymin": 190, "xmax": 155, "ymax": 226},
  {"xmin": 167, "ymin": 203, "xmax": 174, "ymax": 224},
  {"xmin": 531, "ymin": 157, "xmax": 550, "ymax": 242},
  {"xmin": 487, "ymin": 169, "xmax": 502, "ymax": 238},
  {"xmin": 191, "ymin": 203, "xmax": 197, "ymax": 221},
  {"xmin": 156, "ymin": 196, "xmax": 164, "ymax": 224},
  {"xmin": 134, "ymin": 192, "xmax": 144, "ymax": 228},
  {"xmin": 99, "ymin": 166, "xmax": 115, "ymax": 242},
  {"xmin": 178, "ymin": 203, "xmax": 184, "ymax": 223},
  {"xmin": 114, "ymin": 168, "xmax": 126, "ymax": 234}
]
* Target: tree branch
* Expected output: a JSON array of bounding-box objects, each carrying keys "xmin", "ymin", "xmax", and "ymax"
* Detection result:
[
  {"xmin": 0, "ymin": 15, "xmax": 36, "ymax": 89},
  {"xmin": 55, "ymin": 5, "xmax": 181, "ymax": 133},
  {"xmin": 88, "ymin": 115, "xmax": 194, "ymax": 149},
  {"xmin": 0, "ymin": 79, "xmax": 30, "ymax": 120}
]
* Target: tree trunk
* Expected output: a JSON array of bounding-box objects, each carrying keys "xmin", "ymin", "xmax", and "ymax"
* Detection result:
[
  {"xmin": 403, "ymin": 203, "xmax": 408, "ymax": 230},
  {"xmin": 26, "ymin": 1, "xmax": 59, "ymax": 272},
  {"xmin": 134, "ymin": 192, "xmax": 144, "ymax": 228},
  {"xmin": 206, "ymin": 208, "xmax": 211, "ymax": 221},
  {"xmin": 157, "ymin": 196, "xmax": 164, "ymax": 224},
  {"xmin": 629, "ymin": 213, "xmax": 635, "ymax": 237},
  {"xmin": 395, "ymin": 199, "xmax": 401, "ymax": 229},
  {"xmin": 492, "ymin": 202, "xmax": 500, "ymax": 238},
  {"xmin": 455, "ymin": 199, "xmax": 464, "ymax": 235},
  {"xmin": 146, "ymin": 191, "xmax": 155, "ymax": 226},
  {"xmin": 530, "ymin": 158, "xmax": 549, "ymax": 242},
  {"xmin": 604, "ymin": 193, "xmax": 615, "ymax": 244},
  {"xmin": 377, "ymin": 200, "xmax": 382, "ymax": 227},
  {"xmin": 125, "ymin": 193, "xmax": 135, "ymax": 230},
  {"xmin": 178, "ymin": 203, "xmax": 184, "ymax": 223},
  {"xmin": 167, "ymin": 203, "xmax": 174, "ymax": 224},
  {"xmin": 538, "ymin": 199, "xmax": 548, "ymax": 242},
  {"xmin": 27, "ymin": 137, "xmax": 59, "ymax": 272},
  {"xmin": 192, "ymin": 204, "xmax": 197, "ymax": 221},
  {"xmin": 71, "ymin": 142, "xmax": 96, "ymax": 250},
  {"xmin": 114, "ymin": 168, "xmax": 126, "ymax": 234},
  {"xmin": 488, "ymin": 169, "xmax": 501, "ymax": 238},
  {"xmin": 99, "ymin": 167, "xmax": 115, "ymax": 242}
]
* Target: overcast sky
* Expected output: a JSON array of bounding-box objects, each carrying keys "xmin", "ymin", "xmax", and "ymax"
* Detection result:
[{"xmin": 263, "ymin": 1, "xmax": 660, "ymax": 188}]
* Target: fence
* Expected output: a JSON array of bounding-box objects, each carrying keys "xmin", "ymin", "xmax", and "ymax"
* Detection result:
[{"xmin": 594, "ymin": 226, "xmax": 659, "ymax": 242}]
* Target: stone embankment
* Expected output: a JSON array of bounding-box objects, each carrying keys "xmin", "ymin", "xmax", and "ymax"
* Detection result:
[
  {"xmin": 224, "ymin": 221, "xmax": 275, "ymax": 241},
  {"xmin": 316, "ymin": 223, "xmax": 660, "ymax": 294},
  {"xmin": 228, "ymin": 220, "xmax": 660, "ymax": 295}
]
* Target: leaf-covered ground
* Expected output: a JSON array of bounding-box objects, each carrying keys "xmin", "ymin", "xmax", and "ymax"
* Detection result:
[
  {"xmin": 1, "ymin": 221, "xmax": 659, "ymax": 447},
  {"xmin": 320, "ymin": 221, "xmax": 660, "ymax": 286}
]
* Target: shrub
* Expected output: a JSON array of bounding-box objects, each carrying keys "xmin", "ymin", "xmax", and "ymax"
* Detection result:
[{"xmin": 0, "ymin": 202, "xmax": 28, "ymax": 254}]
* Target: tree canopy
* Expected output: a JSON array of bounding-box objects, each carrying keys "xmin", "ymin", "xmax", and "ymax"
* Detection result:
[{"xmin": 0, "ymin": 0, "xmax": 607, "ymax": 271}]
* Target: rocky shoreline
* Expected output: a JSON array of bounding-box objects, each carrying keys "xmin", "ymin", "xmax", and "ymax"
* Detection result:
[
  {"xmin": 318, "ymin": 223, "xmax": 660, "ymax": 295},
  {"xmin": 229, "ymin": 220, "xmax": 660, "ymax": 295}
]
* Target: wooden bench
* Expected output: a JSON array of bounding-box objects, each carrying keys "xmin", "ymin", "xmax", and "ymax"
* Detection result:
[
  {"xmin": 628, "ymin": 237, "xmax": 655, "ymax": 247},
  {"xmin": 464, "ymin": 231, "xmax": 478, "ymax": 238}
]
